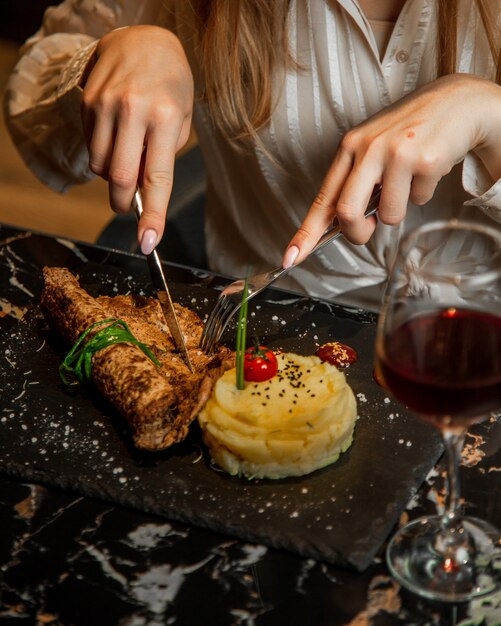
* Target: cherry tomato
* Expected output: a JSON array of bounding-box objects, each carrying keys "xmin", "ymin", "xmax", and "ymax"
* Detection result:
[{"xmin": 244, "ymin": 345, "xmax": 278, "ymax": 382}]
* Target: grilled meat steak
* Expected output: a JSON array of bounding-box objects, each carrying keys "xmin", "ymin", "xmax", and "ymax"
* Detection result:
[{"xmin": 41, "ymin": 267, "xmax": 235, "ymax": 450}]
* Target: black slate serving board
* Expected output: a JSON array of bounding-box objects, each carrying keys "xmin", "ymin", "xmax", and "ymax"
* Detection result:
[{"xmin": 0, "ymin": 228, "xmax": 444, "ymax": 571}]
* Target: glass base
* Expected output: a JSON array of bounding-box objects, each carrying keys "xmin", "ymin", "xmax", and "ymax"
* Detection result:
[{"xmin": 386, "ymin": 515, "xmax": 501, "ymax": 603}]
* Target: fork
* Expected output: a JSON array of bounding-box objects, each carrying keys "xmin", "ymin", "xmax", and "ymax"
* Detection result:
[{"xmin": 200, "ymin": 187, "xmax": 381, "ymax": 353}]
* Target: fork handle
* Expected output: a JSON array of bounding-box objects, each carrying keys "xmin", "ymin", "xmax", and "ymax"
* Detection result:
[
  {"xmin": 275, "ymin": 186, "xmax": 381, "ymax": 279},
  {"xmin": 257, "ymin": 187, "xmax": 382, "ymax": 291},
  {"xmin": 264, "ymin": 216, "xmax": 349, "ymax": 286},
  {"xmin": 310, "ymin": 186, "xmax": 381, "ymax": 256}
]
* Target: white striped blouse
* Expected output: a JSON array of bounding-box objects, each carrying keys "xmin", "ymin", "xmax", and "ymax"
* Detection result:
[{"xmin": 4, "ymin": 0, "xmax": 501, "ymax": 309}]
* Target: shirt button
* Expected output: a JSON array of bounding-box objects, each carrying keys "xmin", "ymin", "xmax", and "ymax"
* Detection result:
[{"xmin": 395, "ymin": 49, "xmax": 409, "ymax": 63}]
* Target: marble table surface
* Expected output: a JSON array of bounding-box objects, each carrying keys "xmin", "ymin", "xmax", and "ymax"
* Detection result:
[{"xmin": 0, "ymin": 224, "xmax": 500, "ymax": 626}]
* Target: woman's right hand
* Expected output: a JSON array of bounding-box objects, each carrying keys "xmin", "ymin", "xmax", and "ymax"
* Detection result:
[{"xmin": 81, "ymin": 25, "xmax": 194, "ymax": 254}]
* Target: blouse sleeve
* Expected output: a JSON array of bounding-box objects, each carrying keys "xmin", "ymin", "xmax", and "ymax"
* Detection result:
[
  {"xmin": 462, "ymin": 153, "xmax": 501, "ymax": 223},
  {"xmin": 3, "ymin": 0, "xmax": 168, "ymax": 192}
]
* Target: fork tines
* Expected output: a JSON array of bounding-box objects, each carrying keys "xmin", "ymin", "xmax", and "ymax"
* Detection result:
[{"xmin": 199, "ymin": 295, "xmax": 236, "ymax": 354}]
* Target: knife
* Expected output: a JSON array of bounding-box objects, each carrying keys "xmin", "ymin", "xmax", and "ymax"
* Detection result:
[{"xmin": 132, "ymin": 188, "xmax": 195, "ymax": 373}]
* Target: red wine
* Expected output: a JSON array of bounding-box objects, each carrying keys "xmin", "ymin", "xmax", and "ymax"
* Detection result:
[{"xmin": 377, "ymin": 308, "xmax": 501, "ymax": 427}]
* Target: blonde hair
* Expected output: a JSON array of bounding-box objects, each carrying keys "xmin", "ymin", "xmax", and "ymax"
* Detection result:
[
  {"xmin": 437, "ymin": 0, "xmax": 501, "ymax": 80},
  {"xmin": 184, "ymin": 0, "xmax": 500, "ymax": 142}
]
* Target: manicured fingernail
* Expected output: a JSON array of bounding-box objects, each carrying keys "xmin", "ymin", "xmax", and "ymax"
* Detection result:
[
  {"xmin": 140, "ymin": 229, "xmax": 158, "ymax": 255},
  {"xmin": 283, "ymin": 245, "xmax": 299, "ymax": 269}
]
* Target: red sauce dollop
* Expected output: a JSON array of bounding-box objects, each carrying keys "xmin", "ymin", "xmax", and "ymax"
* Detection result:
[{"xmin": 315, "ymin": 341, "xmax": 357, "ymax": 368}]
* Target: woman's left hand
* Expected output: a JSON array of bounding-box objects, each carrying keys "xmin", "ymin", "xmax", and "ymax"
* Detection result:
[{"xmin": 282, "ymin": 73, "xmax": 501, "ymax": 268}]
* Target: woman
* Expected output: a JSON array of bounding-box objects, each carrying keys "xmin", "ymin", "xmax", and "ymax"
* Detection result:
[{"xmin": 4, "ymin": 0, "xmax": 501, "ymax": 309}]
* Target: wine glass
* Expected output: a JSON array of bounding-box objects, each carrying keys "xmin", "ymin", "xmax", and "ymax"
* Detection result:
[{"xmin": 375, "ymin": 219, "xmax": 501, "ymax": 602}]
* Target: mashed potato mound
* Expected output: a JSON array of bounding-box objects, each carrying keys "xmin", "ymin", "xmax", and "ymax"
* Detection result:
[{"xmin": 198, "ymin": 352, "xmax": 357, "ymax": 479}]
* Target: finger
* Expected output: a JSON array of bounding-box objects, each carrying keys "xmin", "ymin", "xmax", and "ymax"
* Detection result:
[
  {"xmin": 81, "ymin": 63, "xmax": 116, "ymax": 169},
  {"xmin": 376, "ymin": 166, "xmax": 412, "ymax": 226},
  {"xmin": 409, "ymin": 173, "xmax": 441, "ymax": 206},
  {"xmin": 107, "ymin": 119, "xmax": 146, "ymax": 214},
  {"xmin": 137, "ymin": 125, "xmax": 178, "ymax": 254},
  {"xmin": 80, "ymin": 102, "xmax": 96, "ymax": 152},
  {"xmin": 87, "ymin": 113, "xmax": 116, "ymax": 182},
  {"xmin": 330, "ymin": 165, "xmax": 380, "ymax": 244},
  {"xmin": 282, "ymin": 148, "xmax": 353, "ymax": 268}
]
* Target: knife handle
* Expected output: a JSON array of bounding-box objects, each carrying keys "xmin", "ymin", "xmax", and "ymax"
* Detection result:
[{"xmin": 132, "ymin": 188, "xmax": 144, "ymax": 222}]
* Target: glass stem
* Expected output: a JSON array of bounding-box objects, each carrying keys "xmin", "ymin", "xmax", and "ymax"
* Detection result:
[{"xmin": 441, "ymin": 427, "xmax": 466, "ymax": 532}]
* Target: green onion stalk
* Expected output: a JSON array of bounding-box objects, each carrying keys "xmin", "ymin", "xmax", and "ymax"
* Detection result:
[
  {"xmin": 235, "ymin": 277, "xmax": 249, "ymax": 390},
  {"xmin": 59, "ymin": 318, "xmax": 161, "ymax": 386}
]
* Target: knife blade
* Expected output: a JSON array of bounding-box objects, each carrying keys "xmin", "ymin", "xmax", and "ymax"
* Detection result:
[{"xmin": 132, "ymin": 189, "xmax": 195, "ymax": 373}]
